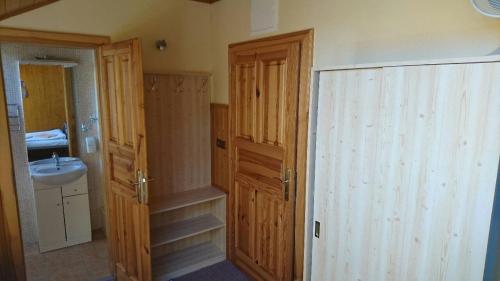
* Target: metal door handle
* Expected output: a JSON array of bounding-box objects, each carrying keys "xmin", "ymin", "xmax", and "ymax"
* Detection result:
[
  {"xmin": 129, "ymin": 170, "xmax": 152, "ymax": 204},
  {"xmin": 128, "ymin": 178, "xmax": 154, "ymax": 186}
]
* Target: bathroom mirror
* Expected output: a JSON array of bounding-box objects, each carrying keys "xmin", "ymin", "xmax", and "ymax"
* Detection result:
[{"xmin": 20, "ymin": 64, "xmax": 78, "ymax": 161}]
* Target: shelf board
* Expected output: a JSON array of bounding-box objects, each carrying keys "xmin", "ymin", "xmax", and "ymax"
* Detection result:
[
  {"xmin": 150, "ymin": 186, "xmax": 226, "ymax": 215},
  {"xmin": 153, "ymin": 242, "xmax": 225, "ymax": 281},
  {"xmin": 151, "ymin": 214, "xmax": 225, "ymax": 247}
]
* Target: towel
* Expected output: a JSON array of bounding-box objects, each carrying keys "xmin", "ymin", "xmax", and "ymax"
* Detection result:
[{"xmin": 26, "ymin": 129, "xmax": 66, "ymax": 141}]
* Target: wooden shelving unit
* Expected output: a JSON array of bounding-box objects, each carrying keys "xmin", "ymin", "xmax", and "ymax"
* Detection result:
[
  {"xmin": 150, "ymin": 186, "xmax": 227, "ymax": 281},
  {"xmin": 151, "ymin": 214, "xmax": 224, "ymax": 247},
  {"xmin": 153, "ymin": 242, "xmax": 225, "ymax": 280},
  {"xmin": 150, "ymin": 187, "xmax": 226, "ymax": 215}
]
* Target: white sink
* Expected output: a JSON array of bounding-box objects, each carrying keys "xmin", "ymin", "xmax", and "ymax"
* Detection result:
[
  {"xmin": 30, "ymin": 159, "xmax": 87, "ymax": 186},
  {"xmin": 30, "ymin": 157, "xmax": 79, "ymax": 166}
]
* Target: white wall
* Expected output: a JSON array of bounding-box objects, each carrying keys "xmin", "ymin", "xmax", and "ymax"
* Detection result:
[
  {"xmin": 210, "ymin": 0, "xmax": 500, "ymax": 103},
  {"xmin": 0, "ymin": 0, "xmax": 213, "ymax": 74},
  {"xmin": 1, "ymin": 0, "xmax": 498, "ymax": 103},
  {"xmin": 1, "ymin": 43, "xmax": 104, "ymax": 246}
]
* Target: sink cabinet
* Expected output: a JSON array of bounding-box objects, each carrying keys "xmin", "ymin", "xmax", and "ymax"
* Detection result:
[{"xmin": 34, "ymin": 175, "xmax": 92, "ymax": 252}]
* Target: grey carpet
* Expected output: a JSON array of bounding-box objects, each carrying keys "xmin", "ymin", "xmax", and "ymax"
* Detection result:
[
  {"xmin": 173, "ymin": 261, "xmax": 250, "ymax": 281},
  {"xmin": 96, "ymin": 277, "xmax": 114, "ymax": 281}
]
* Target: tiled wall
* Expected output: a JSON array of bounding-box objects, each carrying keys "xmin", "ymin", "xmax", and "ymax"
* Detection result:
[{"xmin": 1, "ymin": 43, "xmax": 105, "ymax": 246}]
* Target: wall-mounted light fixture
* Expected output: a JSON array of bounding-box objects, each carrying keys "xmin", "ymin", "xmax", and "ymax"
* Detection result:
[{"xmin": 155, "ymin": 40, "xmax": 167, "ymax": 51}]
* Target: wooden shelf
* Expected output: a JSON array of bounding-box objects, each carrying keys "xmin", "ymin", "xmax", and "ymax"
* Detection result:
[
  {"xmin": 151, "ymin": 214, "xmax": 224, "ymax": 247},
  {"xmin": 150, "ymin": 186, "xmax": 226, "ymax": 215},
  {"xmin": 153, "ymin": 242, "xmax": 225, "ymax": 281}
]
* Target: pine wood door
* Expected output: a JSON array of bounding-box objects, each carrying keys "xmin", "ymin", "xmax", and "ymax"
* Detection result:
[
  {"xmin": 99, "ymin": 39, "xmax": 151, "ymax": 281},
  {"xmin": 230, "ymin": 42, "xmax": 300, "ymax": 281}
]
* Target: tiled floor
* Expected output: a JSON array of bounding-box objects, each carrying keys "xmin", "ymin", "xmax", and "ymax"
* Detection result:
[{"xmin": 25, "ymin": 233, "xmax": 110, "ymax": 281}]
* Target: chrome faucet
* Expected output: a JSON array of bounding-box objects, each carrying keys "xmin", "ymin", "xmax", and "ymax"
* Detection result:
[{"xmin": 52, "ymin": 152, "xmax": 60, "ymax": 167}]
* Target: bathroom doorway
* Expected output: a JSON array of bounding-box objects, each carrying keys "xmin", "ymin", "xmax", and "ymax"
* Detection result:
[{"xmin": 1, "ymin": 42, "xmax": 110, "ymax": 281}]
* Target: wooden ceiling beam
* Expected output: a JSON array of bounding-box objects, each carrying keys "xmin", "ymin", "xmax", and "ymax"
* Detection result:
[{"xmin": 0, "ymin": 0, "xmax": 59, "ymax": 21}]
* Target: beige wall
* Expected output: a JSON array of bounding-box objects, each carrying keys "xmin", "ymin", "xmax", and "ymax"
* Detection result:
[
  {"xmin": 1, "ymin": 0, "xmax": 498, "ymax": 103},
  {"xmin": 210, "ymin": 0, "xmax": 500, "ymax": 103},
  {"xmin": 0, "ymin": 0, "xmax": 212, "ymax": 74}
]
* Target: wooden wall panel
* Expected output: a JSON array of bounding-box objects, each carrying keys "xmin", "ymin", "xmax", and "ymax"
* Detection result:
[
  {"xmin": 210, "ymin": 103, "xmax": 229, "ymax": 193},
  {"xmin": 144, "ymin": 73, "xmax": 211, "ymax": 197},
  {"xmin": 311, "ymin": 62, "xmax": 500, "ymax": 281},
  {"xmin": 0, "ymin": 0, "xmax": 58, "ymax": 21}
]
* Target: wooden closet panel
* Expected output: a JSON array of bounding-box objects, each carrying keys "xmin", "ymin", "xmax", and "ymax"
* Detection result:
[
  {"xmin": 0, "ymin": 0, "xmax": 58, "ymax": 20},
  {"xmin": 210, "ymin": 103, "xmax": 229, "ymax": 193},
  {"xmin": 145, "ymin": 74, "xmax": 211, "ymax": 197},
  {"xmin": 312, "ymin": 62, "xmax": 500, "ymax": 281}
]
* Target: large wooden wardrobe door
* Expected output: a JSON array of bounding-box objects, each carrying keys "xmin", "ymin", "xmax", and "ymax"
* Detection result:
[
  {"xmin": 311, "ymin": 62, "xmax": 500, "ymax": 281},
  {"xmin": 230, "ymin": 42, "xmax": 300, "ymax": 281},
  {"xmin": 99, "ymin": 39, "xmax": 151, "ymax": 281}
]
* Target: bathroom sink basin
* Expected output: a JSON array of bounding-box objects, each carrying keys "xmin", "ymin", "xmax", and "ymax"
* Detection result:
[
  {"xmin": 30, "ymin": 157, "xmax": 79, "ymax": 166},
  {"xmin": 30, "ymin": 160, "xmax": 87, "ymax": 186}
]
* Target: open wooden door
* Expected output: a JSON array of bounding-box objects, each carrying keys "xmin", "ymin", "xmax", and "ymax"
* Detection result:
[{"xmin": 99, "ymin": 39, "xmax": 151, "ymax": 281}]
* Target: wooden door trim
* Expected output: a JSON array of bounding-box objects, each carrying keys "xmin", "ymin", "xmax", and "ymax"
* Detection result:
[
  {"xmin": 0, "ymin": 59, "xmax": 26, "ymax": 281},
  {"xmin": 228, "ymin": 29, "xmax": 314, "ymax": 281},
  {"xmin": 0, "ymin": 27, "xmax": 110, "ymax": 48},
  {"xmin": 0, "ymin": 0, "xmax": 60, "ymax": 21}
]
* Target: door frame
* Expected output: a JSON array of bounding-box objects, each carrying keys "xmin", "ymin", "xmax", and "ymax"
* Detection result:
[
  {"xmin": 228, "ymin": 29, "xmax": 314, "ymax": 281},
  {"xmin": 0, "ymin": 27, "xmax": 110, "ymax": 280}
]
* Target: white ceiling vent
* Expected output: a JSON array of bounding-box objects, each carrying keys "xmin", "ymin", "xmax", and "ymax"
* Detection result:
[{"xmin": 471, "ymin": 0, "xmax": 500, "ymax": 18}]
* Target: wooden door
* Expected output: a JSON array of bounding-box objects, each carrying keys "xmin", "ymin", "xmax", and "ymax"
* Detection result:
[
  {"xmin": 99, "ymin": 39, "xmax": 151, "ymax": 281},
  {"xmin": 229, "ymin": 42, "xmax": 300, "ymax": 280}
]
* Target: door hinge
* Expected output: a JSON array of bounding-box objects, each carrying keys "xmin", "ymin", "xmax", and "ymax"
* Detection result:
[
  {"xmin": 314, "ymin": 221, "xmax": 320, "ymax": 238},
  {"xmin": 294, "ymin": 171, "xmax": 298, "ymax": 201},
  {"xmin": 282, "ymin": 168, "xmax": 291, "ymax": 201}
]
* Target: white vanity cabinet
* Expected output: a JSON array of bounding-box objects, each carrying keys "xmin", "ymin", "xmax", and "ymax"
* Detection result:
[{"xmin": 34, "ymin": 175, "xmax": 92, "ymax": 252}]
